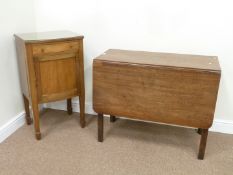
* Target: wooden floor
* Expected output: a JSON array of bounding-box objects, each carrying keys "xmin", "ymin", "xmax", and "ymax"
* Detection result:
[{"xmin": 0, "ymin": 109, "xmax": 233, "ymax": 175}]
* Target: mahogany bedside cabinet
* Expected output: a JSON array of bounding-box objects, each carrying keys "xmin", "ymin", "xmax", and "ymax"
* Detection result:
[
  {"xmin": 93, "ymin": 49, "xmax": 221, "ymax": 160},
  {"xmin": 14, "ymin": 31, "xmax": 85, "ymax": 140}
]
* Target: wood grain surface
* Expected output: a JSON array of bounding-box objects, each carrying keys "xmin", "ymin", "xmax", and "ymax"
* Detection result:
[
  {"xmin": 96, "ymin": 49, "xmax": 220, "ymax": 72},
  {"xmin": 93, "ymin": 50, "xmax": 221, "ymax": 129}
]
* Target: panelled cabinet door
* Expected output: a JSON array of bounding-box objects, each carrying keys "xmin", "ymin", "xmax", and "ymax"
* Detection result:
[
  {"xmin": 34, "ymin": 52, "xmax": 80, "ymax": 103},
  {"xmin": 32, "ymin": 41, "xmax": 80, "ymax": 103}
]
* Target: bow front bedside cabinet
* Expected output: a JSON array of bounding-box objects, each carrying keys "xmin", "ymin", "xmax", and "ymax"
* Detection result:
[
  {"xmin": 14, "ymin": 31, "xmax": 85, "ymax": 140},
  {"xmin": 93, "ymin": 49, "xmax": 221, "ymax": 160}
]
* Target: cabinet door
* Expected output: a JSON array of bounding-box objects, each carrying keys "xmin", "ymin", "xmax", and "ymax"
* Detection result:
[{"xmin": 34, "ymin": 51, "xmax": 80, "ymax": 103}]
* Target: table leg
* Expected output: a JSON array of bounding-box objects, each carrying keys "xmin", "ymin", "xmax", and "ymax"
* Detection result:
[
  {"xmin": 110, "ymin": 115, "xmax": 116, "ymax": 122},
  {"xmin": 197, "ymin": 128, "xmax": 202, "ymax": 135},
  {"xmin": 67, "ymin": 98, "xmax": 73, "ymax": 115},
  {"xmin": 98, "ymin": 113, "xmax": 104, "ymax": 142},
  {"xmin": 198, "ymin": 129, "xmax": 208, "ymax": 160}
]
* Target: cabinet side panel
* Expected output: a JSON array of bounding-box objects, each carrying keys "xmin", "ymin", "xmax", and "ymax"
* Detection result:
[
  {"xmin": 15, "ymin": 38, "xmax": 30, "ymax": 98},
  {"xmin": 93, "ymin": 60, "xmax": 221, "ymax": 129}
]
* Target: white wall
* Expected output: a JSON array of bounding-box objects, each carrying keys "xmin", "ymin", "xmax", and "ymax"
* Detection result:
[
  {"xmin": 0, "ymin": 0, "xmax": 36, "ymax": 128},
  {"xmin": 0, "ymin": 0, "xmax": 232, "ymax": 140},
  {"xmin": 34, "ymin": 0, "xmax": 233, "ymax": 121}
]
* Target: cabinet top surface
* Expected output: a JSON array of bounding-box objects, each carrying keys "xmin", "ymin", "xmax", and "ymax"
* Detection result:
[
  {"xmin": 14, "ymin": 30, "xmax": 83, "ymax": 43},
  {"xmin": 95, "ymin": 49, "xmax": 221, "ymax": 72}
]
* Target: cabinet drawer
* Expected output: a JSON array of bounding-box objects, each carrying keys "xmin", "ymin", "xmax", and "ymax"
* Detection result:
[
  {"xmin": 32, "ymin": 41, "xmax": 79, "ymax": 55},
  {"xmin": 34, "ymin": 51, "xmax": 77, "ymax": 62}
]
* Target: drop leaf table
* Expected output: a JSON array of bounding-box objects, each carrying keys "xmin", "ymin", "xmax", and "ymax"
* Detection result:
[{"xmin": 93, "ymin": 49, "xmax": 221, "ymax": 160}]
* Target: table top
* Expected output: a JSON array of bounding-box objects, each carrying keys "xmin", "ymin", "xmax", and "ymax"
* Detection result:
[
  {"xmin": 14, "ymin": 30, "xmax": 84, "ymax": 43},
  {"xmin": 95, "ymin": 49, "xmax": 221, "ymax": 72}
]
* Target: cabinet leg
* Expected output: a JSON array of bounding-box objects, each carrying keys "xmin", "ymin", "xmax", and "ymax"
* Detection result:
[
  {"xmin": 67, "ymin": 98, "xmax": 73, "ymax": 115},
  {"xmin": 79, "ymin": 94, "xmax": 85, "ymax": 128},
  {"xmin": 23, "ymin": 95, "xmax": 32, "ymax": 125},
  {"xmin": 198, "ymin": 129, "xmax": 208, "ymax": 160},
  {"xmin": 98, "ymin": 113, "xmax": 104, "ymax": 142},
  {"xmin": 32, "ymin": 102, "xmax": 41, "ymax": 140},
  {"xmin": 110, "ymin": 115, "xmax": 116, "ymax": 122}
]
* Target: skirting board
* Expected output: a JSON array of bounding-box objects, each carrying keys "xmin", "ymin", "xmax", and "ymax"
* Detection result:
[
  {"xmin": 0, "ymin": 105, "xmax": 44, "ymax": 143},
  {"xmin": 46, "ymin": 100, "xmax": 233, "ymax": 135},
  {"xmin": 0, "ymin": 111, "xmax": 25, "ymax": 143},
  {"xmin": 210, "ymin": 119, "xmax": 233, "ymax": 134},
  {"xmin": 45, "ymin": 100, "xmax": 96, "ymax": 114},
  {"xmin": 1, "ymin": 101, "xmax": 232, "ymax": 143}
]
